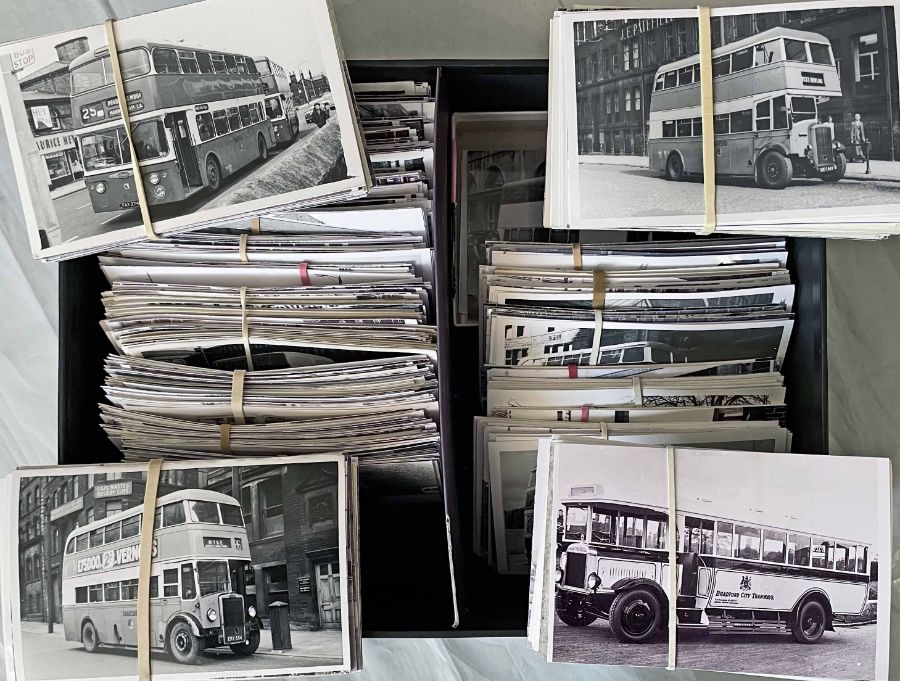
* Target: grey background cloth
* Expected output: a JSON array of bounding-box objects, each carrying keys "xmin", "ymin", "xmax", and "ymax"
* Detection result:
[{"xmin": 0, "ymin": 1, "xmax": 897, "ymax": 679}]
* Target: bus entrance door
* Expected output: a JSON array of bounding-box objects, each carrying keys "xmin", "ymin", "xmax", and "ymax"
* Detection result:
[{"xmin": 167, "ymin": 113, "xmax": 203, "ymax": 188}]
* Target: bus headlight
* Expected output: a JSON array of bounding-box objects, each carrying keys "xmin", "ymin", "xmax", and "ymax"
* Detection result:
[
  {"xmin": 148, "ymin": 172, "xmax": 160, "ymax": 185},
  {"xmin": 206, "ymin": 608, "xmax": 218, "ymax": 621},
  {"xmin": 587, "ymin": 573, "xmax": 600, "ymax": 591},
  {"xmin": 153, "ymin": 185, "xmax": 166, "ymax": 199},
  {"xmin": 555, "ymin": 567, "xmax": 563, "ymax": 584},
  {"xmin": 94, "ymin": 181, "xmax": 107, "ymax": 194},
  {"xmin": 559, "ymin": 552, "xmax": 567, "ymax": 570},
  {"xmin": 248, "ymin": 606, "xmax": 256, "ymax": 617}
]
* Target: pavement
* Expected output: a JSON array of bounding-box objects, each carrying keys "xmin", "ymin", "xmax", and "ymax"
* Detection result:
[
  {"xmin": 552, "ymin": 614, "xmax": 877, "ymax": 678},
  {"xmin": 49, "ymin": 179, "xmax": 85, "ymax": 200},
  {"xmin": 18, "ymin": 619, "xmax": 343, "ymax": 679}
]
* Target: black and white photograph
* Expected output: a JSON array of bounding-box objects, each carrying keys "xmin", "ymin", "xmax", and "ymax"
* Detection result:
[
  {"xmin": 550, "ymin": 1, "xmax": 900, "ymax": 236},
  {"xmin": 540, "ymin": 440, "xmax": 890, "ymax": 680},
  {"xmin": 4, "ymin": 456, "xmax": 353, "ymax": 680},
  {"xmin": 0, "ymin": 0, "xmax": 367, "ymax": 261}
]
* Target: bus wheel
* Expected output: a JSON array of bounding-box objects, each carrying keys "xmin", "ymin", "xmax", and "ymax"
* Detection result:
[
  {"xmin": 665, "ymin": 153, "xmax": 685, "ymax": 181},
  {"xmin": 756, "ymin": 150, "xmax": 792, "ymax": 189},
  {"xmin": 168, "ymin": 620, "xmax": 205, "ymax": 665},
  {"xmin": 230, "ymin": 630, "xmax": 260, "ymax": 656},
  {"xmin": 820, "ymin": 153, "xmax": 847, "ymax": 183},
  {"xmin": 556, "ymin": 604, "xmax": 597, "ymax": 627},
  {"xmin": 791, "ymin": 599, "xmax": 827, "ymax": 644},
  {"xmin": 81, "ymin": 620, "xmax": 101, "ymax": 653},
  {"xmin": 206, "ymin": 157, "xmax": 222, "ymax": 194},
  {"xmin": 609, "ymin": 588, "xmax": 663, "ymax": 643},
  {"xmin": 258, "ymin": 135, "xmax": 269, "ymax": 161}
]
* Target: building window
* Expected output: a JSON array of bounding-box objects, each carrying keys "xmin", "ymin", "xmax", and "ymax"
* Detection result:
[
  {"xmin": 264, "ymin": 564, "xmax": 289, "ymax": 601},
  {"xmin": 623, "ymin": 41, "xmax": 631, "ymax": 71},
  {"xmin": 665, "ymin": 25, "xmax": 676, "ymax": 60},
  {"xmin": 624, "ymin": 89, "xmax": 632, "ymax": 112},
  {"xmin": 677, "ymin": 20, "xmax": 688, "ymax": 56},
  {"xmin": 633, "ymin": 87, "xmax": 641, "ymax": 111},
  {"xmin": 306, "ymin": 488, "xmax": 337, "ymax": 529},
  {"xmin": 855, "ymin": 33, "xmax": 881, "ymax": 81},
  {"xmin": 260, "ymin": 478, "xmax": 284, "ymax": 537},
  {"xmin": 647, "ymin": 32, "xmax": 657, "ymax": 64},
  {"xmin": 52, "ymin": 527, "xmax": 61, "ymax": 554},
  {"xmin": 591, "ymin": 52, "xmax": 601, "ymax": 82}
]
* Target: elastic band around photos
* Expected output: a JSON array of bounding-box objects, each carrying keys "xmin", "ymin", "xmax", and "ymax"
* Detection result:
[
  {"xmin": 697, "ymin": 5, "xmax": 717, "ymax": 235},
  {"xmin": 137, "ymin": 458, "xmax": 163, "ymax": 681},
  {"xmin": 220, "ymin": 423, "xmax": 232, "ymax": 454},
  {"xmin": 231, "ymin": 369, "xmax": 247, "ymax": 424},
  {"xmin": 250, "ymin": 217, "xmax": 262, "ymax": 234},
  {"xmin": 239, "ymin": 286, "xmax": 255, "ymax": 371},
  {"xmin": 572, "ymin": 242, "xmax": 583, "ymax": 270},
  {"xmin": 299, "ymin": 261, "xmax": 311, "ymax": 286},
  {"xmin": 588, "ymin": 310, "xmax": 603, "ymax": 364},
  {"xmin": 592, "ymin": 270, "xmax": 606, "ymax": 309},
  {"xmin": 580, "ymin": 404, "xmax": 590, "ymax": 422},
  {"xmin": 567, "ymin": 364, "xmax": 578, "ymax": 379},
  {"xmin": 239, "ymin": 233, "xmax": 250, "ymax": 263},
  {"xmin": 104, "ymin": 20, "xmax": 158, "ymax": 241},
  {"xmin": 632, "ymin": 376, "xmax": 643, "ymax": 406}
]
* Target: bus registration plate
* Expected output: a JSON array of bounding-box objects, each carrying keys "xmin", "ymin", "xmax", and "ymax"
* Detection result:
[
  {"xmin": 120, "ymin": 201, "xmax": 139, "ymax": 208},
  {"xmin": 225, "ymin": 633, "xmax": 243, "ymax": 643},
  {"xmin": 819, "ymin": 165, "xmax": 836, "ymax": 172}
]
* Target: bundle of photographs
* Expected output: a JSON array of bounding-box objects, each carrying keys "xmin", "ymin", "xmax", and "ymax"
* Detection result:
[
  {"xmin": 0, "ymin": 0, "xmax": 370, "ymax": 261},
  {"xmin": 526, "ymin": 439, "xmax": 891, "ymax": 681},
  {"xmin": 1, "ymin": 455, "xmax": 361, "ymax": 681},
  {"xmin": 475, "ymin": 237, "xmax": 795, "ymax": 571},
  {"xmin": 545, "ymin": 1, "xmax": 900, "ymax": 238}
]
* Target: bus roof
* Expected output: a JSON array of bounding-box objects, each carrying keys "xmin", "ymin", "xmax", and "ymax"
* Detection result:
[
  {"xmin": 64, "ymin": 488, "xmax": 240, "ymax": 541},
  {"xmin": 656, "ymin": 26, "xmax": 832, "ymax": 76},
  {"xmin": 68, "ymin": 40, "xmax": 255, "ymax": 70}
]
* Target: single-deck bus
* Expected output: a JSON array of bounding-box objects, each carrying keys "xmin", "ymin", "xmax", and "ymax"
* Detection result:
[
  {"xmin": 62, "ymin": 489, "xmax": 260, "ymax": 664},
  {"xmin": 555, "ymin": 484, "xmax": 872, "ymax": 643},
  {"xmin": 69, "ymin": 41, "xmax": 278, "ymax": 213},
  {"xmin": 648, "ymin": 27, "xmax": 846, "ymax": 189},
  {"xmin": 254, "ymin": 57, "xmax": 300, "ymax": 145}
]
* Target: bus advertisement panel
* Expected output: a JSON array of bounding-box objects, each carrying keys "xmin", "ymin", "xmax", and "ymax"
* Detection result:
[
  {"xmin": 4, "ymin": 455, "xmax": 353, "ymax": 681},
  {"xmin": 544, "ymin": 440, "xmax": 891, "ymax": 680}
]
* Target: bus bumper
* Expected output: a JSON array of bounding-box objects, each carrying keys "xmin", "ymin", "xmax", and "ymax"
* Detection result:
[
  {"xmin": 84, "ymin": 167, "xmax": 189, "ymax": 213},
  {"xmin": 556, "ymin": 587, "xmax": 615, "ymax": 618}
]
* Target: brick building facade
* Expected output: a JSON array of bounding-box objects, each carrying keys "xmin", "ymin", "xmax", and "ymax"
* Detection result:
[{"xmin": 574, "ymin": 7, "xmax": 900, "ymax": 160}]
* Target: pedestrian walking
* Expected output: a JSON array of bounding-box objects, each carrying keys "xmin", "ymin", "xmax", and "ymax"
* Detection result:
[
  {"xmin": 850, "ymin": 113, "xmax": 867, "ymax": 162},
  {"xmin": 310, "ymin": 103, "xmax": 328, "ymax": 129},
  {"xmin": 822, "ymin": 115, "xmax": 835, "ymax": 136}
]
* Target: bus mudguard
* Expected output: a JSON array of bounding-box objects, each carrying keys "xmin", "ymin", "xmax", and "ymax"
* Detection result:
[
  {"xmin": 753, "ymin": 142, "xmax": 791, "ymax": 164},
  {"xmin": 792, "ymin": 588, "xmax": 834, "ymax": 631},
  {"xmin": 609, "ymin": 577, "xmax": 668, "ymax": 607},
  {"xmin": 165, "ymin": 612, "xmax": 204, "ymax": 638}
]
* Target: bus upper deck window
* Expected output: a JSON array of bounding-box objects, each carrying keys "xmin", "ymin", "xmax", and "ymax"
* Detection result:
[
  {"xmin": 75, "ymin": 533, "xmax": 88, "ymax": 552},
  {"xmin": 189, "ymin": 500, "xmax": 220, "ymax": 524},
  {"xmin": 104, "ymin": 521, "xmax": 121, "ymax": 544},
  {"xmin": 809, "ymin": 42, "xmax": 832, "ymax": 65},
  {"xmin": 224, "ymin": 54, "xmax": 237, "ymax": 73},
  {"xmin": 754, "ymin": 40, "xmax": 780, "ymax": 67},
  {"xmin": 90, "ymin": 528, "xmax": 103, "ymax": 548},
  {"xmin": 153, "ymin": 48, "xmax": 180, "ymax": 74},
  {"xmin": 177, "ymin": 50, "xmax": 200, "ymax": 74},
  {"xmin": 119, "ymin": 49, "xmax": 151, "ymax": 79},
  {"xmin": 65, "ymin": 537, "xmax": 76, "ymax": 555},
  {"xmin": 196, "ymin": 52, "xmax": 213, "ymax": 74},
  {"xmin": 163, "ymin": 501, "xmax": 186, "ymax": 527},
  {"xmin": 211, "ymin": 54, "xmax": 227, "ymax": 74},
  {"xmin": 731, "ymin": 47, "xmax": 753, "ymax": 73},
  {"xmin": 664, "ymin": 71, "xmax": 676, "ymax": 89},
  {"xmin": 790, "ymin": 96, "xmax": 817, "ymax": 122},
  {"xmin": 122, "ymin": 516, "xmax": 139, "ymax": 539},
  {"xmin": 784, "ymin": 39, "xmax": 809, "ymax": 62},
  {"xmin": 622, "ymin": 346, "xmax": 644, "ymax": 362},
  {"xmin": 655, "ymin": 75, "xmax": 665, "ymax": 91},
  {"xmin": 220, "ymin": 504, "xmax": 244, "ymax": 527},
  {"xmin": 712, "ymin": 55, "xmax": 730, "ymax": 78},
  {"xmin": 245, "ymin": 58, "xmax": 258, "ymax": 75},
  {"xmin": 677, "ymin": 66, "xmax": 694, "ymax": 86}
]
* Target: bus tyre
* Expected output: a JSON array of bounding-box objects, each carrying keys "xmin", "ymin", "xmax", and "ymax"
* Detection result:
[
  {"xmin": 756, "ymin": 150, "xmax": 792, "ymax": 189},
  {"xmin": 665, "ymin": 153, "xmax": 685, "ymax": 181},
  {"xmin": 258, "ymin": 135, "xmax": 269, "ymax": 161},
  {"xmin": 820, "ymin": 153, "xmax": 847, "ymax": 183},
  {"xmin": 81, "ymin": 620, "xmax": 100, "ymax": 653},
  {"xmin": 230, "ymin": 629, "xmax": 261, "ymax": 656},
  {"xmin": 168, "ymin": 620, "xmax": 205, "ymax": 665},
  {"xmin": 206, "ymin": 157, "xmax": 222, "ymax": 194},
  {"xmin": 609, "ymin": 588, "xmax": 663, "ymax": 643},
  {"xmin": 556, "ymin": 605, "xmax": 597, "ymax": 627},
  {"xmin": 791, "ymin": 599, "xmax": 827, "ymax": 644}
]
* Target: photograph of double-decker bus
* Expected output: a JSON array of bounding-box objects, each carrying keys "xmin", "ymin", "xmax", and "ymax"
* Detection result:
[
  {"xmin": 11, "ymin": 457, "xmax": 350, "ymax": 680},
  {"xmin": 0, "ymin": 0, "xmax": 364, "ymax": 260},
  {"xmin": 548, "ymin": 441, "xmax": 889, "ymax": 679},
  {"xmin": 568, "ymin": 5, "xmax": 900, "ymax": 226}
]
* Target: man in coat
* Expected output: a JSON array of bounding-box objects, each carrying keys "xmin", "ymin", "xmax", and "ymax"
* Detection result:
[
  {"xmin": 850, "ymin": 113, "xmax": 867, "ymax": 162},
  {"xmin": 310, "ymin": 103, "xmax": 328, "ymax": 129}
]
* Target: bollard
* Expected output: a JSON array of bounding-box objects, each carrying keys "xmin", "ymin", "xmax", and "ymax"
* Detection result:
[{"xmin": 268, "ymin": 601, "xmax": 292, "ymax": 651}]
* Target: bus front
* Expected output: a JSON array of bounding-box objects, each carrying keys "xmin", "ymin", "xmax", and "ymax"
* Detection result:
[{"xmin": 69, "ymin": 47, "xmax": 202, "ymax": 213}]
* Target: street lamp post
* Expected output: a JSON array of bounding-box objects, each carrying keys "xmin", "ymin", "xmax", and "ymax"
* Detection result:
[{"xmin": 39, "ymin": 483, "xmax": 54, "ymax": 634}]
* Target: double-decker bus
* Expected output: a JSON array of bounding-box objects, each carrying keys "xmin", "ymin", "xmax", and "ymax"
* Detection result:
[
  {"xmin": 62, "ymin": 489, "xmax": 260, "ymax": 664},
  {"xmin": 254, "ymin": 57, "xmax": 300, "ymax": 145},
  {"xmin": 648, "ymin": 27, "xmax": 846, "ymax": 189},
  {"xmin": 555, "ymin": 484, "xmax": 872, "ymax": 644},
  {"xmin": 69, "ymin": 41, "xmax": 277, "ymax": 214}
]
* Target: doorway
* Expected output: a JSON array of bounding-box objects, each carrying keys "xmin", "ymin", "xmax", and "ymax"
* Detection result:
[
  {"xmin": 166, "ymin": 112, "xmax": 202, "ymax": 187},
  {"xmin": 314, "ymin": 561, "xmax": 341, "ymax": 630}
]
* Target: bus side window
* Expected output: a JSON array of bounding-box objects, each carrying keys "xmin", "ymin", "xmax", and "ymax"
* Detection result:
[
  {"xmin": 121, "ymin": 516, "xmax": 140, "ymax": 539},
  {"xmin": 76, "ymin": 534, "xmax": 88, "ymax": 552},
  {"xmin": 833, "ymin": 543, "xmax": 849, "ymax": 571},
  {"xmin": 150, "ymin": 576, "xmax": 159, "ymax": 598},
  {"xmin": 224, "ymin": 54, "xmax": 237, "ymax": 73},
  {"xmin": 784, "ymin": 38, "xmax": 809, "ymax": 63},
  {"xmin": 249, "ymin": 106, "xmax": 260, "ymax": 125},
  {"xmin": 227, "ymin": 107, "xmax": 242, "ymax": 132},
  {"xmin": 75, "ymin": 586, "xmax": 88, "ymax": 604},
  {"xmin": 762, "ymin": 529, "xmax": 787, "ymax": 563},
  {"xmin": 734, "ymin": 524, "xmax": 761, "ymax": 560},
  {"xmin": 163, "ymin": 569, "xmax": 179, "ymax": 597},
  {"xmin": 590, "ymin": 508, "xmax": 615, "ymax": 543},
  {"xmin": 213, "ymin": 110, "xmax": 230, "ymax": 136},
  {"xmin": 105, "ymin": 582, "xmax": 120, "ymax": 602},
  {"xmin": 181, "ymin": 563, "xmax": 197, "ymax": 600},
  {"xmin": 65, "ymin": 537, "xmax": 76, "ymax": 555},
  {"xmin": 239, "ymin": 105, "xmax": 252, "ymax": 127},
  {"xmin": 88, "ymin": 584, "xmax": 103, "ymax": 603},
  {"xmin": 104, "ymin": 521, "xmax": 121, "ymax": 544},
  {"xmin": 712, "ymin": 55, "xmax": 731, "ymax": 77},
  {"xmin": 713, "ymin": 114, "xmax": 729, "ymax": 135},
  {"xmin": 731, "ymin": 47, "xmax": 753, "ymax": 73},
  {"xmin": 163, "ymin": 502, "xmax": 186, "ymax": 527},
  {"xmin": 646, "ymin": 518, "xmax": 667, "ymax": 549},
  {"xmin": 90, "ymin": 528, "xmax": 103, "ymax": 548},
  {"xmin": 773, "ymin": 96, "xmax": 788, "ymax": 129},
  {"xmin": 811, "ymin": 537, "xmax": 830, "ymax": 568},
  {"xmin": 121, "ymin": 579, "xmax": 138, "ymax": 600},
  {"xmin": 856, "ymin": 546, "xmax": 868, "ymax": 574},
  {"xmin": 153, "ymin": 48, "xmax": 181, "ymax": 75},
  {"xmin": 197, "ymin": 114, "xmax": 215, "ymax": 142},
  {"xmin": 211, "ymin": 54, "xmax": 227, "ymax": 74},
  {"xmin": 788, "ymin": 533, "xmax": 811, "ymax": 566},
  {"xmin": 177, "ymin": 50, "xmax": 200, "ymax": 74},
  {"xmin": 196, "ymin": 52, "xmax": 213, "ymax": 74},
  {"xmin": 756, "ymin": 100, "xmax": 772, "ymax": 131},
  {"xmin": 663, "ymin": 71, "xmax": 676, "ymax": 89}
]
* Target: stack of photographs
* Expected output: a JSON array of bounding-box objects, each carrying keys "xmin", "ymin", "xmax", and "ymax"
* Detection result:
[
  {"xmin": 545, "ymin": 1, "xmax": 900, "ymax": 238},
  {"xmin": 475, "ymin": 237, "xmax": 795, "ymax": 574},
  {"xmin": 452, "ymin": 112, "xmax": 549, "ymax": 325},
  {"xmin": 0, "ymin": 455, "xmax": 362, "ymax": 679},
  {"xmin": 527, "ymin": 438, "xmax": 891, "ymax": 681},
  {"xmin": 0, "ymin": 0, "xmax": 371, "ymax": 261}
]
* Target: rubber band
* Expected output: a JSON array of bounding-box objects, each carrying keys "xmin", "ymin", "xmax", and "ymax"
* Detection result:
[
  {"xmin": 231, "ymin": 369, "xmax": 246, "ymax": 424},
  {"xmin": 592, "ymin": 270, "xmax": 606, "ymax": 309},
  {"xmin": 572, "ymin": 242, "xmax": 583, "ymax": 270},
  {"xmin": 666, "ymin": 444, "xmax": 678, "ymax": 670},
  {"xmin": 567, "ymin": 364, "xmax": 578, "ymax": 379},
  {"xmin": 632, "ymin": 376, "xmax": 644, "ymax": 406},
  {"xmin": 137, "ymin": 458, "xmax": 162, "ymax": 681},
  {"xmin": 697, "ymin": 5, "xmax": 717, "ymax": 235},
  {"xmin": 299, "ymin": 261, "xmax": 311, "ymax": 286},
  {"xmin": 104, "ymin": 20, "xmax": 158, "ymax": 240},
  {"xmin": 250, "ymin": 216, "xmax": 261, "ymax": 234},
  {"xmin": 580, "ymin": 405, "xmax": 590, "ymax": 423},
  {"xmin": 239, "ymin": 233, "xmax": 250, "ymax": 263},
  {"xmin": 588, "ymin": 310, "xmax": 603, "ymax": 365},
  {"xmin": 239, "ymin": 287, "xmax": 254, "ymax": 371},
  {"xmin": 220, "ymin": 423, "xmax": 232, "ymax": 454}
]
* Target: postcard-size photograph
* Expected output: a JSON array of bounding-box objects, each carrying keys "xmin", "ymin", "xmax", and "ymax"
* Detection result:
[
  {"xmin": 541, "ymin": 440, "xmax": 891, "ymax": 680},
  {"xmin": 554, "ymin": 0, "xmax": 900, "ymax": 232},
  {"xmin": 0, "ymin": 455, "xmax": 354, "ymax": 681},
  {"xmin": 0, "ymin": 0, "xmax": 369, "ymax": 261}
]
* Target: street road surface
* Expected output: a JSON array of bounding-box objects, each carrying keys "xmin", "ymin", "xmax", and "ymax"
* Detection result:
[
  {"xmin": 552, "ymin": 615, "xmax": 876, "ymax": 679},
  {"xmin": 578, "ymin": 162, "xmax": 900, "ymax": 222}
]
